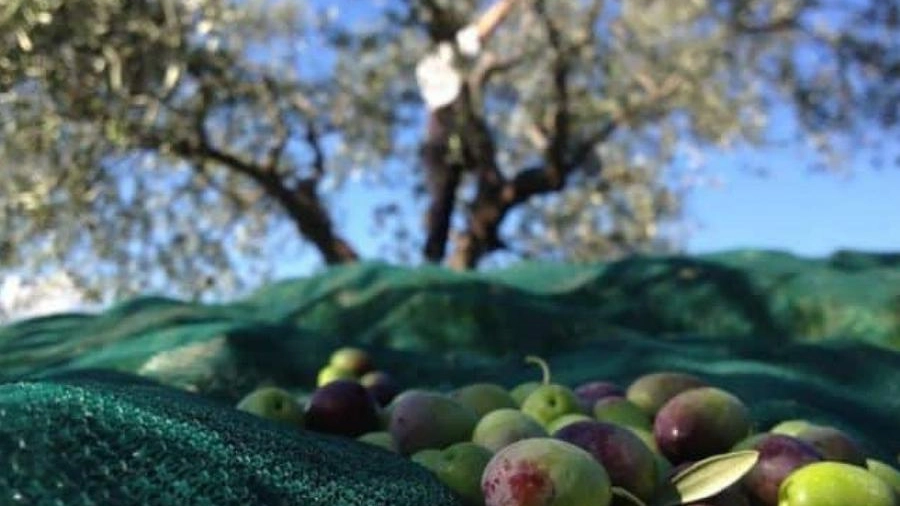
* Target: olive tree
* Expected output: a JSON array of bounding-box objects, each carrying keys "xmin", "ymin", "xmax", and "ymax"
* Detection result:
[{"xmin": 0, "ymin": 0, "xmax": 896, "ymax": 303}]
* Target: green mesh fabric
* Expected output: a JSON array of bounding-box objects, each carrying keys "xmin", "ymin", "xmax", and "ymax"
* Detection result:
[
  {"xmin": 1, "ymin": 251, "xmax": 899, "ymax": 502},
  {"xmin": 0, "ymin": 371, "xmax": 463, "ymax": 506},
  {"xmin": 2, "ymin": 251, "xmax": 898, "ymax": 384}
]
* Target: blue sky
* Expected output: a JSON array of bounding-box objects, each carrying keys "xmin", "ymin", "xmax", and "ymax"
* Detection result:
[{"xmin": 686, "ymin": 152, "xmax": 900, "ymax": 256}]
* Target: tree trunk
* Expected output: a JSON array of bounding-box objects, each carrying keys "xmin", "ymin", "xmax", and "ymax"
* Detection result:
[{"xmin": 447, "ymin": 195, "xmax": 508, "ymax": 269}]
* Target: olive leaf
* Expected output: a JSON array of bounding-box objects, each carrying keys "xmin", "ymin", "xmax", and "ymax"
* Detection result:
[
  {"xmin": 652, "ymin": 450, "xmax": 759, "ymax": 506},
  {"xmin": 612, "ymin": 486, "xmax": 648, "ymax": 506}
]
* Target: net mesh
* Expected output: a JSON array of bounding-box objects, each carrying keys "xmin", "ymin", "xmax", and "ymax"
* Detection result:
[{"xmin": 0, "ymin": 371, "xmax": 462, "ymax": 506}]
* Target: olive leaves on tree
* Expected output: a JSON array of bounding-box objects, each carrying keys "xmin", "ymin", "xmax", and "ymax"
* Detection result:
[{"xmin": 2, "ymin": 0, "xmax": 360, "ymax": 301}]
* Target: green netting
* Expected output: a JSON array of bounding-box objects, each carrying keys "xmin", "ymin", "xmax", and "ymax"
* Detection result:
[
  {"xmin": 1, "ymin": 251, "xmax": 899, "ymax": 502},
  {"xmin": 0, "ymin": 372, "xmax": 462, "ymax": 506},
  {"xmin": 3, "ymin": 250, "xmax": 899, "ymax": 381}
]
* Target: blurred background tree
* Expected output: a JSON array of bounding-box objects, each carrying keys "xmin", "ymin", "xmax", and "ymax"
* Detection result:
[{"xmin": 0, "ymin": 0, "xmax": 897, "ymax": 304}]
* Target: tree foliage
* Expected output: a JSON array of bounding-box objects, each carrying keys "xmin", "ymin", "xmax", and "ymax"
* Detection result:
[{"xmin": 0, "ymin": 0, "xmax": 897, "ymax": 303}]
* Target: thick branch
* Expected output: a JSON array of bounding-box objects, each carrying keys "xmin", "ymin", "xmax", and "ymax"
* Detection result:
[
  {"xmin": 304, "ymin": 118, "xmax": 327, "ymax": 181},
  {"xmin": 261, "ymin": 77, "xmax": 289, "ymax": 173},
  {"xmin": 584, "ymin": 0, "xmax": 606, "ymax": 35},
  {"xmin": 143, "ymin": 97, "xmax": 358, "ymax": 265},
  {"xmin": 178, "ymin": 142, "xmax": 356, "ymax": 264},
  {"xmin": 537, "ymin": 0, "xmax": 572, "ymax": 178},
  {"xmin": 447, "ymin": 122, "xmax": 617, "ymax": 270}
]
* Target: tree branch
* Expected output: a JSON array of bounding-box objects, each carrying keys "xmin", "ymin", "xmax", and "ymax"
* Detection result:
[
  {"xmin": 536, "ymin": 0, "xmax": 573, "ymax": 187},
  {"xmin": 261, "ymin": 77, "xmax": 289, "ymax": 173},
  {"xmin": 732, "ymin": 16, "xmax": 799, "ymax": 35},
  {"xmin": 303, "ymin": 117, "xmax": 327, "ymax": 182},
  {"xmin": 144, "ymin": 94, "xmax": 358, "ymax": 265},
  {"xmin": 469, "ymin": 49, "xmax": 533, "ymax": 89},
  {"xmin": 585, "ymin": 0, "xmax": 605, "ymax": 35}
]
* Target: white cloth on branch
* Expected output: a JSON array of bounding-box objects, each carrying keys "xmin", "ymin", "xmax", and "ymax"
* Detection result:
[{"xmin": 416, "ymin": 25, "xmax": 482, "ymax": 110}]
